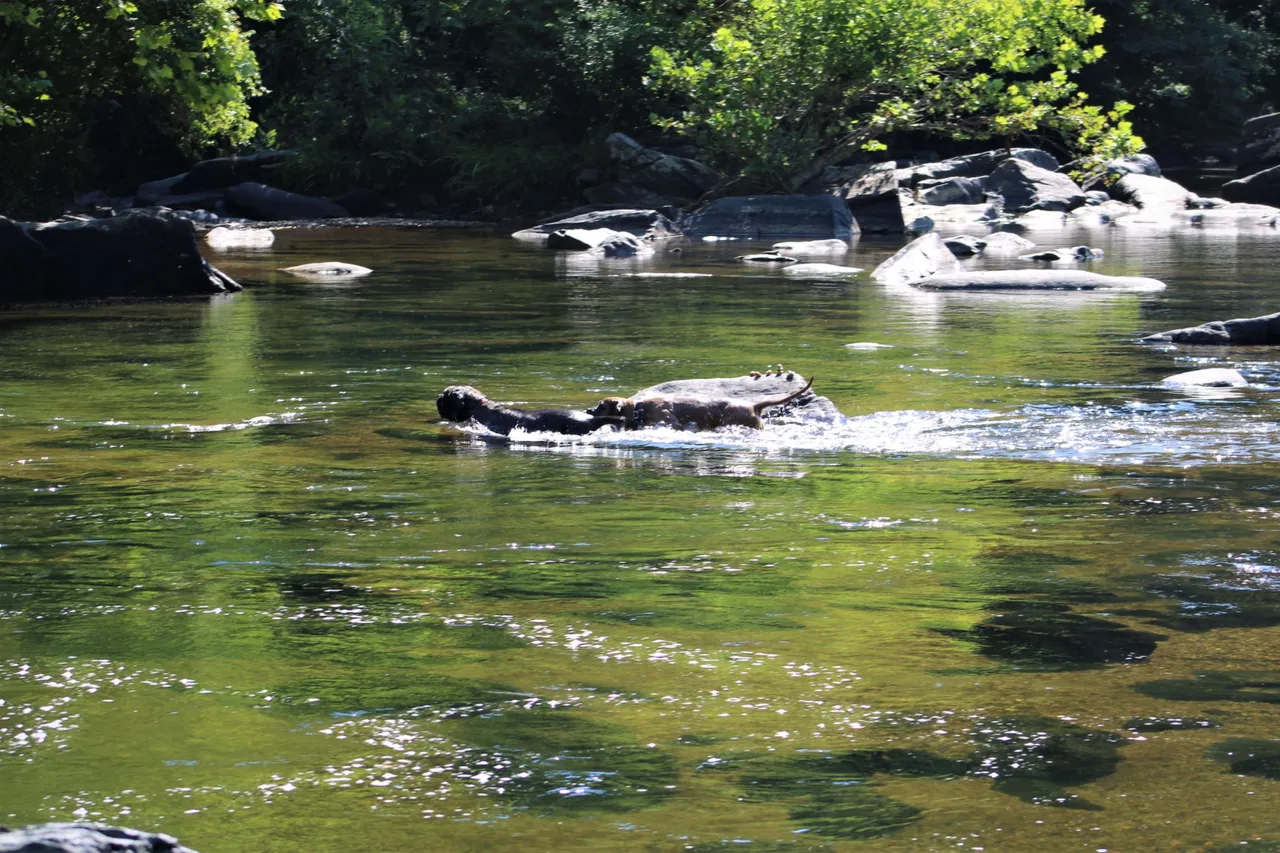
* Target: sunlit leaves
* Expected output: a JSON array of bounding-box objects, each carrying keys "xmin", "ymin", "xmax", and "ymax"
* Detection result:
[{"xmin": 648, "ymin": 0, "xmax": 1141, "ymax": 183}]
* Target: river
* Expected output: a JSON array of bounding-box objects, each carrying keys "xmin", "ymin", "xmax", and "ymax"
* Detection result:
[{"xmin": 1, "ymin": 221, "xmax": 1278, "ymax": 851}]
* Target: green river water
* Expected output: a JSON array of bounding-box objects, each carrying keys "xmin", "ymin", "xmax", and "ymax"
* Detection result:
[{"xmin": 2, "ymin": 223, "xmax": 1280, "ymax": 852}]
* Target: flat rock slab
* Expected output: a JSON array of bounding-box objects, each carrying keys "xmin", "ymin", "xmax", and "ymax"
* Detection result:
[
  {"xmin": 913, "ymin": 270, "xmax": 1166, "ymax": 292},
  {"xmin": 1161, "ymin": 368, "xmax": 1248, "ymax": 387},
  {"xmin": 0, "ymin": 823, "xmax": 197, "ymax": 853},
  {"xmin": 1142, "ymin": 311, "xmax": 1280, "ymax": 345},
  {"xmin": 630, "ymin": 374, "xmax": 843, "ymax": 422}
]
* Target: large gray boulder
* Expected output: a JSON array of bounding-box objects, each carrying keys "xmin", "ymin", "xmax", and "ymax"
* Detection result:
[
  {"xmin": 226, "ymin": 182, "xmax": 349, "ymax": 220},
  {"xmin": 512, "ymin": 208, "xmax": 679, "ymax": 241},
  {"xmin": 870, "ymin": 232, "xmax": 964, "ymax": 284},
  {"xmin": 603, "ymin": 133, "xmax": 722, "ymax": 201},
  {"xmin": 1111, "ymin": 173, "xmax": 1196, "ymax": 210},
  {"xmin": 984, "ymin": 159, "xmax": 1086, "ymax": 212},
  {"xmin": 1103, "ymin": 154, "xmax": 1162, "ymax": 180},
  {"xmin": 0, "ymin": 823, "xmax": 196, "ymax": 853},
  {"xmin": 1222, "ymin": 164, "xmax": 1280, "ymax": 205},
  {"xmin": 803, "ymin": 162, "xmax": 904, "ymax": 233},
  {"xmin": 630, "ymin": 373, "xmax": 843, "ymax": 422},
  {"xmin": 681, "ymin": 195, "xmax": 856, "ymax": 239},
  {"xmin": 897, "ymin": 148, "xmax": 1059, "ymax": 183},
  {"xmin": 918, "ymin": 176, "xmax": 985, "ymax": 206},
  {"xmin": 1239, "ymin": 113, "xmax": 1280, "ymax": 176},
  {"xmin": 913, "ymin": 270, "xmax": 1165, "ymax": 292},
  {"xmin": 1142, "ymin": 311, "xmax": 1280, "ymax": 345},
  {"xmin": 1, "ymin": 210, "xmax": 240, "ymax": 303}
]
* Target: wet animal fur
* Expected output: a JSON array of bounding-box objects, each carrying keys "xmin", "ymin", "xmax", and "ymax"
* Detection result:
[
  {"xmin": 589, "ymin": 376, "xmax": 814, "ymax": 431},
  {"xmin": 436, "ymin": 385, "xmax": 624, "ymax": 436}
]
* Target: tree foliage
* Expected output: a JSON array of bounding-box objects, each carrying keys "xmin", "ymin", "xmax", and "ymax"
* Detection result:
[
  {"xmin": 0, "ymin": 0, "xmax": 280, "ymax": 208},
  {"xmin": 648, "ymin": 0, "xmax": 1142, "ymax": 187}
]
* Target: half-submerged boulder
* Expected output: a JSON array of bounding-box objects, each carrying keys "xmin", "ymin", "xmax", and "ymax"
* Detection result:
[
  {"xmin": 870, "ymin": 231, "xmax": 964, "ymax": 285},
  {"xmin": 0, "ymin": 210, "xmax": 239, "ymax": 304},
  {"xmin": 280, "ymin": 262, "xmax": 373, "ymax": 278},
  {"xmin": 512, "ymin": 208, "xmax": 678, "ymax": 241},
  {"xmin": 0, "ymin": 822, "xmax": 197, "ymax": 853},
  {"xmin": 913, "ymin": 270, "xmax": 1165, "ymax": 292},
  {"xmin": 782, "ymin": 262, "xmax": 863, "ymax": 278},
  {"xmin": 1142, "ymin": 311, "xmax": 1280, "ymax": 345},
  {"xmin": 681, "ymin": 194, "xmax": 857, "ymax": 239},
  {"xmin": 1161, "ymin": 368, "xmax": 1248, "ymax": 388},
  {"xmin": 204, "ymin": 226, "xmax": 274, "ymax": 249}
]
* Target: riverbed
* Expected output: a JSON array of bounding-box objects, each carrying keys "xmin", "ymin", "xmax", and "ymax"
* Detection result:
[{"xmin": 2, "ymin": 223, "xmax": 1279, "ymax": 851}]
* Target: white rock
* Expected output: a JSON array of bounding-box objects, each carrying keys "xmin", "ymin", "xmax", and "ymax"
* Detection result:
[
  {"xmin": 783, "ymin": 263, "xmax": 864, "ymax": 277},
  {"xmin": 844, "ymin": 342, "xmax": 894, "ymax": 350},
  {"xmin": 980, "ymin": 232, "xmax": 1037, "ymax": 254},
  {"xmin": 1160, "ymin": 368, "xmax": 1248, "ymax": 388},
  {"xmin": 205, "ymin": 227, "xmax": 274, "ymax": 249},
  {"xmin": 771, "ymin": 239, "xmax": 851, "ymax": 253},
  {"xmin": 280, "ymin": 262, "xmax": 373, "ymax": 278}
]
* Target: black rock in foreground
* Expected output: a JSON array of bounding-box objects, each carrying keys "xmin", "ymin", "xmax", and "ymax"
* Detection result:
[
  {"xmin": 0, "ymin": 823, "xmax": 196, "ymax": 853},
  {"xmin": 0, "ymin": 210, "xmax": 239, "ymax": 304},
  {"xmin": 1143, "ymin": 311, "xmax": 1280, "ymax": 345}
]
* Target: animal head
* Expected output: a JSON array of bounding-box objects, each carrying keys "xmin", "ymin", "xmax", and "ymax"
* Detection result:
[
  {"xmin": 588, "ymin": 397, "xmax": 633, "ymax": 419},
  {"xmin": 436, "ymin": 385, "xmax": 488, "ymax": 422}
]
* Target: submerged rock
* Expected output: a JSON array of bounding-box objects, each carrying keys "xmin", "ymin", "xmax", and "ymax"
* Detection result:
[
  {"xmin": 681, "ymin": 195, "xmax": 857, "ymax": 239},
  {"xmin": 870, "ymin": 232, "xmax": 964, "ymax": 285},
  {"xmin": 0, "ymin": 823, "xmax": 197, "ymax": 853},
  {"xmin": 782, "ymin": 262, "xmax": 864, "ymax": 278},
  {"xmin": 1142, "ymin": 311, "xmax": 1280, "ymax": 345},
  {"xmin": 1161, "ymin": 368, "xmax": 1248, "ymax": 388},
  {"xmin": 590, "ymin": 231, "xmax": 653, "ymax": 258},
  {"xmin": 546, "ymin": 228, "xmax": 628, "ymax": 251},
  {"xmin": 1, "ymin": 210, "xmax": 239, "ymax": 303},
  {"xmin": 280, "ymin": 262, "xmax": 373, "ymax": 278},
  {"xmin": 913, "ymin": 270, "xmax": 1165, "ymax": 292},
  {"xmin": 1020, "ymin": 246, "xmax": 1103, "ymax": 262}
]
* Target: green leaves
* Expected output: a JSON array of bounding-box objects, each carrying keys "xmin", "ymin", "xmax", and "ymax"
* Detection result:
[{"xmin": 648, "ymin": 0, "xmax": 1140, "ymax": 186}]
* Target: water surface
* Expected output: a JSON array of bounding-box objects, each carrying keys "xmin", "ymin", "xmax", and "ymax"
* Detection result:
[{"xmin": 2, "ymin": 222, "xmax": 1280, "ymax": 852}]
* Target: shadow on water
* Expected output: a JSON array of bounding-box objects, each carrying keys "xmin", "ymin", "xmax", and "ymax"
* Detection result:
[
  {"xmin": 730, "ymin": 715, "xmax": 1127, "ymax": 838},
  {"xmin": 1206, "ymin": 739, "xmax": 1280, "ymax": 780},
  {"xmin": 937, "ymin": 547, "xmax": 1165, "ymax": 670},
  {"xmin": 1142, "ymin": 550, "xmax": 1280, "ymax": 632},
  {"xmin": 1134, "ymin": 671, "xmax": 1280, "ymax": 705},
  {"xmin": 445, "ymin": 709, "xmax": 679, "ymax": 815},
  {"xmin": 936, "ymin": 601, "xmax": 1165, "ymax": 670}
]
